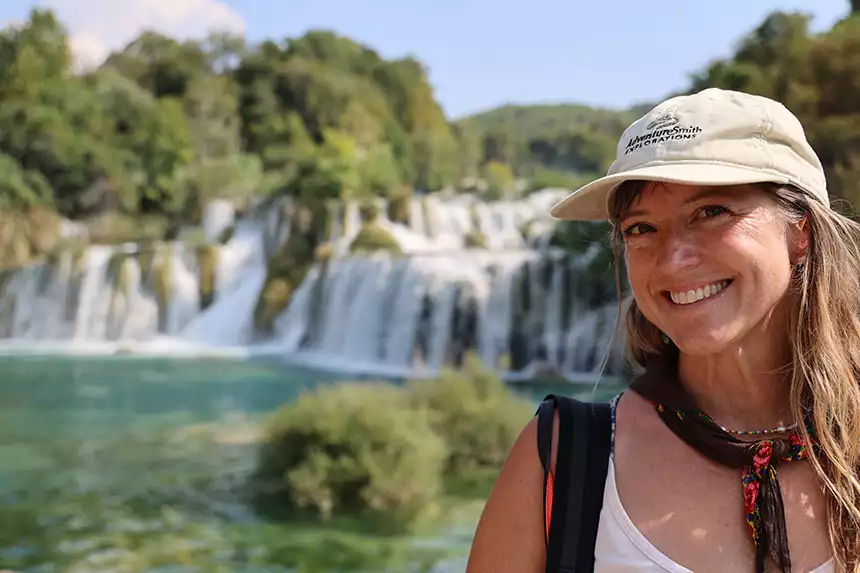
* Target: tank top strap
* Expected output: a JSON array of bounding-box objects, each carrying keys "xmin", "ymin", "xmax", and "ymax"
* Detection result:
[{"xmin": 608, "ymin": 391, "xmax": 622, "ymax": 459}]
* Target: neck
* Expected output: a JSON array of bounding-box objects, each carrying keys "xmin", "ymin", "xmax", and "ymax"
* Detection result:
[{"xmin": 676, "ymin": 331, "xmax": 795, "ymax": 433}]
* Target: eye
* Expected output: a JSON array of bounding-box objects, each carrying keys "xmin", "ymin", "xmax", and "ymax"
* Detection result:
[
  {"xmin": 621, "ymin": 222, "xmax": 655, "ymax": 238},
  {"xmin": 696, "ymin": 205, "xmax": 730, "ymax": 219}
]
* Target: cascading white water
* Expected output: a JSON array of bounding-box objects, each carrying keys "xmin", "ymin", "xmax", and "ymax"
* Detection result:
[
  {"xmin": 0, "ymin": 189, "xmax": 626, "ymax": 379},
  {"xmin": 268, "ymin": 251, "xmax": 623, "ymax": 378}
]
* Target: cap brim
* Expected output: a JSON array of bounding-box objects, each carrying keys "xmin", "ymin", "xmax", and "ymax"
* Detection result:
[{"xmin": 549, "ymin": 162, "xmax": 793, "ymax": 221}]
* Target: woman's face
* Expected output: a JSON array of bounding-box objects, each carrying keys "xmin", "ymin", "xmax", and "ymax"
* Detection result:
[{"xmin": 619, "ymin": 182, "xmax": 807, "ymax": 355}]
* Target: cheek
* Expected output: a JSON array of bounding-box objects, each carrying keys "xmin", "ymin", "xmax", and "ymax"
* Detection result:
[
  {"xmin": 728, "ymin": 223, "xmax": 793, "ymax": 284},
  {"xmin": 623, "ymin": 250, "xmax": 659, "ymax": 306}
]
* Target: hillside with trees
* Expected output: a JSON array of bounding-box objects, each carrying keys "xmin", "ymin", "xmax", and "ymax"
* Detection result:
[
  {"xmin": 3, "ymin": 4, "xmax": 860, "ymax": 269},
  {"xmin": 456, "ymin": 103, "xmax": 636, "ymax": 190}
]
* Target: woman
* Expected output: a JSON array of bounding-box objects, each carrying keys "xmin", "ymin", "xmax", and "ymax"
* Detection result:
[{"xmin": 467, "ymin": 87, "xmax": 860, "ymax": 572}]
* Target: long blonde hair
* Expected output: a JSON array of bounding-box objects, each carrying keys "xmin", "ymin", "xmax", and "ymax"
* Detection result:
[{"xmin": 607, "ymin": 180, "xmax": 860, "ymax": 571}]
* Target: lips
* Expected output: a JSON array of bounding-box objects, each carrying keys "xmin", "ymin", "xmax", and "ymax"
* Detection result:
[{"xmin": 666, "ymin": 280, "xmax": 732, "ymax": 305}]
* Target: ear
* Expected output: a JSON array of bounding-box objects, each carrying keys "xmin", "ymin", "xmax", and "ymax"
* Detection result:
[{"xmin": 790, "ymin": 216, "xmax": 810, "ymax": 264}]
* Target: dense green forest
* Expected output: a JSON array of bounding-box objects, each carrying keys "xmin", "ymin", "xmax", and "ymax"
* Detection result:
[
  {"xmin": 2, "ymin": 5, "xmax": 860, "ymax": 269},
  {"xmin": 456, "ymin": 103, "xmax": 636, "ymax": 190}
]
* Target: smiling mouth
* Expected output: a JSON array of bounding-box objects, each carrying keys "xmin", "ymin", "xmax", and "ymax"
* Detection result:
[{"xmin": 664, "ymin": 279, "xmax": 733, "ymax": 306}]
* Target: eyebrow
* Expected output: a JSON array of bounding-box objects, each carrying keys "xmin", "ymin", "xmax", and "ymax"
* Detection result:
[{"xmin": 619, "ymin": 187, "xmax": 739, "ymax": 220}]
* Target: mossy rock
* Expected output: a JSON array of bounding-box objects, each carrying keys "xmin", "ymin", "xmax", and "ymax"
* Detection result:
[
  {"xmin": 253, "ymin": 238, "xmax": 314, "ymax": 334},
  {"xmin": 464, "ymin": 230, "xmax": 487, "ymax": 249},
  {"xmin": 196, "ymin": 244, "xmax": 219, "ymax": 310},
  {"xmin": 136, "ymin": 245, "xmax": 156, "ymax": 282},
  {"xmin": 386, "ymin": 193, "xmax": 412, "ymax": 225},
  {"xmin": 105, "ymin": 253, "xmax": 135, "ymax": 332},
  {"xmin": 358, "ymin": 201, "xmax": 381, "ymax": 223},
  {"xmin": 253, "ymin": 202, "xmax": 333, "ymax": 334},
  {"xmin": 25, "ymin": 209, "xmax": 61, "ymax": 253},
  {"xmin": 105, "ymin": 253, "xmax": 135, "ymax": 295},
  {"xmin": 349, "ymin": 223, "xmax": 402, "ymax": 255},
  {"xmin": 7, "ymin": 234, "xmax": 30, "ymax": 269},
  {"xmin": 217, "ymin": 225, "xmax": 235, "ymax": 245},
  {"xmin": 323, "ymin": 199, "xmax": 339, "ymax": 239},
  {"xmin": 153, "ymin": 246, "xmax": 174, "ymax": 332},
  {"xmin": 0, "ymin": 208, "xmax": 61, "ymax": 270},
  {"xmin": 254, "ymin": 276, "xmax": 294, "ymax": 334},
  {"xmin": 314, "ymin": 242, "xmax": 334, "ymax": 263},
  {"xmin": 70, "ymin": 245, "xmax": 88, "ymax": 276},
  {"xmin": 468, "ymin": 203, "xmax": 480, "ymax": 228}
]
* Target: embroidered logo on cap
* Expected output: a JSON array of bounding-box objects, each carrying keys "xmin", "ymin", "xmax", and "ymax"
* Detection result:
[
  {"xmin": 624, "ymin": 111, "xmax": 703, "ymax": 156},
  {"xmin": 646, "ymin": 112, "xmax": 679, "ymax": 131}
]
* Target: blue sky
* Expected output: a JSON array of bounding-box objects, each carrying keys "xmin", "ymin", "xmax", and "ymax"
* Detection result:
[{"xmin": 0, "ymin": 0, "xmax": 850, "ymax": 118}]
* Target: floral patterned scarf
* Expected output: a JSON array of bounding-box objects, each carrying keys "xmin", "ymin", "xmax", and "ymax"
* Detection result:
[{"xmin": 628, "ymin": 357, "xmax": 815, "ymax": 573}]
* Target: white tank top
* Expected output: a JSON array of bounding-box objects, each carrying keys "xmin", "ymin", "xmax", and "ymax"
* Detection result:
[{"xmin": 594, "ymin": 397, "xmax": 835, "ymax": 572}]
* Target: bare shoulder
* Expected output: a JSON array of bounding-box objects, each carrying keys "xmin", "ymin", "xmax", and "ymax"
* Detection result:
[{"xmin": 466, "ymin": 411, "xmax": 556, "ymax": 573}]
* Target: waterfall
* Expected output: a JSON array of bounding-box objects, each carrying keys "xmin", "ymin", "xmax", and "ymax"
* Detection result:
[
  {"xmin": 0, "ymin": 220, "xmax": 266, "ymax": 351},
  {"xmin": 0, "ymin": 189, "xmax": 627, "ymax": 380},
  {"xmin": 270, "ymin": 251, "xmax": 625, "ymax": 379}
]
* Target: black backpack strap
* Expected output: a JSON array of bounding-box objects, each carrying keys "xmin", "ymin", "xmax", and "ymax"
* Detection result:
[
  {"xmin": 536, "ymin": 396, "xmax": 557, "ymax": 541},
  {"xmin": 536, "ymin": 394, "xmax": 612, "ymax": 573}
]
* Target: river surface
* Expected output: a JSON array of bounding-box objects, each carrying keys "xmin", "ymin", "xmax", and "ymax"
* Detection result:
[{"xmin": 0, "ymin": 355, "xmax": 624, "ymax": 572}]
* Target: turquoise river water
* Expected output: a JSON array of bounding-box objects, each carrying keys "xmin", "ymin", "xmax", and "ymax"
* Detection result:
[{"xmin": 0, "ymin": 356, "xmax": 623, "ymax": 573}]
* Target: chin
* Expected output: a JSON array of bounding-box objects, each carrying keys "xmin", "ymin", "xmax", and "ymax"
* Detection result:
[
  {"xmin": 665, "ymin": 321, "xmax": 746, "ymax": 356},
  {"xmin": 671, "ymin": 333, "xmax": 734, "ymax": 356}
]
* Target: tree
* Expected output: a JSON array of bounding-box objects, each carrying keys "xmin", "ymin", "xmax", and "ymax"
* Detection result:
[
  {"xmin": 686, "ymin": 9, "xmax": 860, "ymax": 211},
  {"xmin": 483, "ymin": 161, "xmax": 516, "ymax": 201}
]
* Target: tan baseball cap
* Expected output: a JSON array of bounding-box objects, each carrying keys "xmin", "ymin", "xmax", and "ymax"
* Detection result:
[{"xmin": 549, "ymin": 88, "xmax": 829, "ymax": 221}]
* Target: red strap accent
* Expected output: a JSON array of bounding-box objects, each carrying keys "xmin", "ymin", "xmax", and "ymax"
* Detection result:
[{"xmin": 545, "ymin": 470, "xmax": 554, "ymax": 542}]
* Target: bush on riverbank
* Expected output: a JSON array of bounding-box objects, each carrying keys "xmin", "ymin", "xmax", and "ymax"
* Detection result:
[
  {"xmin": 254, "ymin": 382, "xmax": 446, "ymax": 525},
  {"xmin": 253, "ymin": 356, "xmax": 533, "ymax": 526},
  {"xmin": 409, "ymin": 354, "xmax": 533, "ymax": 473}
]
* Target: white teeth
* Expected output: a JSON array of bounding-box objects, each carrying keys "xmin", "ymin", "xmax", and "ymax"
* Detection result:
[{"xmin": 669, "ymin": 280, "xmax": 729, "ymax": 305}]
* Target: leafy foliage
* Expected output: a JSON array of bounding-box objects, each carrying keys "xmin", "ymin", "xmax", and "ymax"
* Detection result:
[
  {"xmin": 457, "ymin": 103, "xmax": 635, "ymax": 182},
  {"xmin": 254, "ymin": 382, "xmax": 446, "ymax": 524},
  {"xmin": 0, "ymin": 7, "xmax": 640, "ymax": 239},
  {"xmin": 253, "ymin": 355, "xmax": 533, "ymax": 524},
  {"xmin": 687, "ymin": 10, "xmax": 860, "ymax": 208},
  {"xmin": 5, "ymin": 4, "xmax": 860, "ymax": 270},
  {"xmin": 407, "ymin": 353, "xmax": 533, "ymax": 473}
]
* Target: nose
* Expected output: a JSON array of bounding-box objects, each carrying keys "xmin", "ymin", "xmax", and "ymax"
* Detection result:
[{"xmin": 656, "ymin": 227, "xmax": 701, "ymax": 271}]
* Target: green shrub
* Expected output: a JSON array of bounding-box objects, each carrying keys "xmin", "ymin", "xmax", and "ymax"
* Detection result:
[
  {"xmin": 407, "ymin": 353, "xmax": 533, "ymax": 473},
  {"xmin": 254, "ymin": 382, "xmax": 446, "ymax": 525}
]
